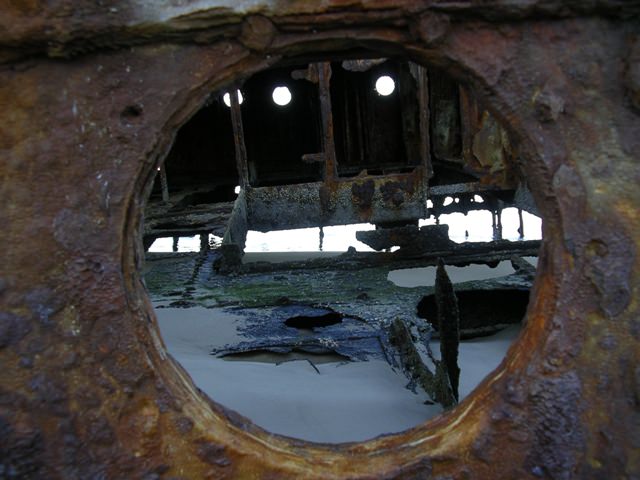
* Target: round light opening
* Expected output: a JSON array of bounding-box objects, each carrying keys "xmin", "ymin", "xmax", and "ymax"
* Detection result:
[
  {"xmin": 272, "ymin": 86, "xmax": 292, "ymax": 106},
  {"xmin": 223, "ymin": 90, "xmax": 243, "ymax": 108},
  {"xmin": 375, "ymin": 75, "xmax": 395, "ymax": 96}
]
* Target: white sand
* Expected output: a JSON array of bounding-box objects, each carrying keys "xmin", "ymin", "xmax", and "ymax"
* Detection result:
[
  {"xmin": 387, "ymin": 260, "xmax": 516, "ymax": 288},
  {"xmin": 431, "ymin": 326, "xmax": 519, "ymax": 400},
  {"xmin": 156, "ymin": 306, "xmax": 243, "ymax": 352},
  {"xmin": 156, "ymin": 306, "xmax": 520, "ymax": 443},
  {"xmin": 183, "ymin": 357, "xmax": 440, "ymax": 443},
  {"xmin": 244, "ymin": 224, "xmax": 376, "ymax": 254}
]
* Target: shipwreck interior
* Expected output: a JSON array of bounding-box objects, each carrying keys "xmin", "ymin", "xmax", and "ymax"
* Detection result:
[
  {"xmin": 4, "ymin": 2, "xmax": 638, "ymax": 477},
  {"xmin": 143, "ymin": 56, "xmax": 543, "ymax": 442}
]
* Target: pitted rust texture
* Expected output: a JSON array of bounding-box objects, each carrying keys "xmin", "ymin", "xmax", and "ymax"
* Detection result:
[
  {"xmin": 351, "ymin": 179, "xmax": 376, "ymax": 213},
  {"xmin": 1, "ymin": 2, "xmax": 639, "ymax": 479},
  {"xmin": 246, "ymin": 170, "xmax": 428, "ymax": 232},
  {"xmin": 380, "ymin": 180, "xmax": 412, "ymax": 208}
]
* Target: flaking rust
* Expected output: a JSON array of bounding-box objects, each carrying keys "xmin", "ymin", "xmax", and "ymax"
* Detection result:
[
  {"xmin": 0, "ymin": 1, "xmax": 639, "ymax": 479},
  {"xmin": 435, "ymin": 258, "xmax": 460, "ymax": 402}
]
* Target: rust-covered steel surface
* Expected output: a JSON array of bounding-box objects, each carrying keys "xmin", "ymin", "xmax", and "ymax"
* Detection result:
[
  {"xmin": 244, "ymin": 57, "xmax": 430, "ymax": 232},
  {"xmin": 246, "ymin": 169, "xmax": 428, "ymax": 232},
  {"xmin": 1, "ymin": 1, "xmax": 639, "ymax": 478}
]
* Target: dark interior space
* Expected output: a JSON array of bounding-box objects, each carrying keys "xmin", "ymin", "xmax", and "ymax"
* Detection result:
[
  {"xmin": 428, "ymin": 161, "xmax": 479, "ymax": 186},
  {"xmin": 429, "ymin": 67, "xmax": 462, "ymax": 163},
  {"xmin": 172, "ymin": 187, "xmax": 238, "ymax": 209},
  {"xmin": 417, "ymin": 288, "xmax": 530, "ymax": 338},
  {"xmin": 330, "ymin": 59, "xmax": 420, "ymax": 177},
  {"xmin": 425, "ymin": 67, "xmax": 472, "ymax": 188},
  {"xmin": 154, "ymin": 97, "xmax": 238, "ymax": 196},
  {"xmin": 241, "ymin": 65, "xmax": 323, "ymax": 186},
  {"xmin": 152, "ymin": 60, "xmax": 515, "ymax": 197}
]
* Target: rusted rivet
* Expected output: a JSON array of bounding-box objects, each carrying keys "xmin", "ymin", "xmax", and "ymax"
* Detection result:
[{"xmin": 240, "ymin": 15, "xmax": 276, "ymax": 51}]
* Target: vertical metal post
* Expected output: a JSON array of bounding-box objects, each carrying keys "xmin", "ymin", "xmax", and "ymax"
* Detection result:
[
  {"xmin": 492, "ymin": 210, "xmax": 498, "ymax": 239},
  {"xmin": 459, "ymin": 85, "xmax": 479, "ymax": 166},
  {"xmin": 200, "ymin": 233, "xmax": 209, "ymax": 252},
  {"xmin": 229, "ymin": 89, "xmax": 250, "ymax": 187},
  {"xmin": 417, "ymin": 65, "xmax": 433, "ymax": 180},
  {"xmin": 317, "ymin": 62, "xmax": 337, "ymax": 181},
  {"xmin": 159, "ymin": 163, "xmax": 169, "ymax": 203},
  {"xmin": 518, "ymin": 208, "xmax": 524, "ymax": 238}
]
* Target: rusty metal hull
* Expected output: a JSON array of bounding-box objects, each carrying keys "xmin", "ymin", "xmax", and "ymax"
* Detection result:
[
  {"xmin": 246, "ymin": 170, "xmax": 427, "ymax": 231},
  {"xmin": 1, "ymin": 2, "xmax": 639, "ymax": 479}
]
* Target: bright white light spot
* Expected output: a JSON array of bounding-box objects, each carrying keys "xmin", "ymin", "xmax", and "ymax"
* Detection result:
[
  {"xmin": 455, "ymin": 197, "xmax": 460, "ymax": 204},
  {"xmin": 176, "ymin": 236, "xmax": 200, "ymax": 252},
  {"xmin": 418, "ymin": 209, "xmax": 542, "ymax": 244},
  {"xmin": 473, "ymin": 194, "xmax": 484, "ymax": 203},
  {"xmin": 223, "ymin": 90, "xmax": 243, "ymax": 108},
  {"xmin": 501, "ymin": 208, "xmax": 543, "ymax": 241},
  {"xmin": 148, "ymin": 237, "xmax": 173, "ymax": 252},
  {"xmin": 272, "ymin": 86, "xmax": 292, "ymax": 106},
  {"xmin": 419, "ymin": 216, "xmax": 437, "ymax": 227},
  {"xmin": 244, "ymin": 223, "xmax": 376, "ymax": 253},
  {"xmin": 148, "ymin": 235, "xmax": 201, "ymax": 253},
  {"xmin": 450, "ymin": 211, "xmax": 494, "ymax": 243},
  {"xmin": 427, "ymin": 199, "xmax": 434, "ymax": 209},
  {"xmin": 245, "ymin": 227, "xmax": 320, "ymax": 253},
  {"xmin": 388, "ymin": 261, "xmax": 516, "ymax": 288},
  {"xmin": 322, "ymin": 223, "xmax": 375, "ymax": 252},
  {"xmin": 443, "ymin": 196, "xmax": 454, "ymax": 206},
  {"xmin": 523, "ymin": 211, "xmax": 543, "ymax": 238},
  {"xmin": 209, "ymin": 234, "xmax": 223, "ymax": 248},
  {"xmin": 375, "ymin": 75, "xmax": 395, "ymax": 96},
  {"xmin": 234, "ymin": 185, "xmax": 241, "ymax": 194}
]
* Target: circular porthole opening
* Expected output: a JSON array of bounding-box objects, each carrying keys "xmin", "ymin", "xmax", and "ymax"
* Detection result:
[{"xmin": 143, "ymin": 55, "xmax": 543, "ymax": 444}]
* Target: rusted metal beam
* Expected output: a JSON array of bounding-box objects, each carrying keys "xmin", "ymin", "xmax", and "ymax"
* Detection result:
[
  {"xmin": 246, "ymin": 170, "xmax": 427, "ymax": 231},
  {"xmin": 428, "ymin": 182, "xmax": 502, "ymax": 196},
  {"xmin": 159, "ymin": 163, "xmax": 170, "ymax": 202},
  {"xmin": 236, "ymin": 238, "xmax": 542, "ymax": 274},
  {"xmin": 416, "ymin": 64, "xmax": 433, "ymax": 179},
  {"xmin": 459, "ymin": 85, "xmax": 479, "ymax": 167},
  {"xmin": 229, "ymin": 88, "xmax": 250, "ymax": 187},
  {"xmin": 317, "ymin": 62, "xmax": 338, "ymax": 181},
  {"xmin": 518, "ymin": 207, "xmax": 524, "ymax": 238},
  {"xmin": 388, "ymin": 317, "xmax": 456, "ymax": 408},
  {"xmin": 435, "ymin": 258, "xmax": 460, "ymax": 402},
  {"xmin": 301, "ymin": 152, "xmax": 325, "ymax": 164}
]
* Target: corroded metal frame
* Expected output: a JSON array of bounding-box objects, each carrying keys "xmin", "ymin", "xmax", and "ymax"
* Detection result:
[
  {"xmin": 239, "ymin": 58, "xmax": 431, "ymax": 232},
  {"xmin": 1, "ymin": 2, "xmax": 639, "ymax": 478}
]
